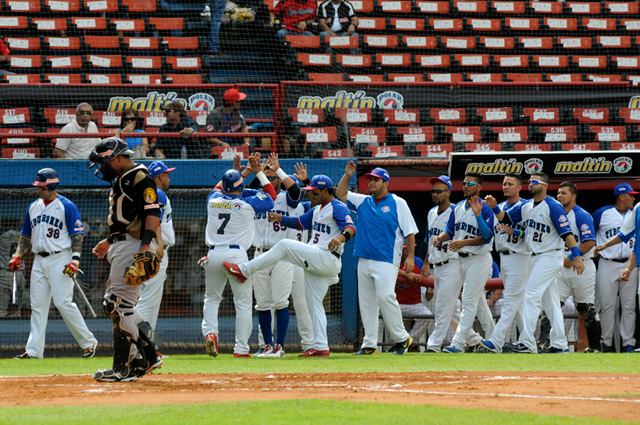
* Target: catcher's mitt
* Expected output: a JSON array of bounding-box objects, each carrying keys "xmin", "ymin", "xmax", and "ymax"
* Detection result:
[{"xmin": 124, "ymin": 250, "xmax": 160, "ymax": 286}]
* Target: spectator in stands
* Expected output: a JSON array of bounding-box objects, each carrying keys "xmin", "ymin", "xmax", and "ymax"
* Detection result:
[
  {"xmin": 206, "ymin": 88, "xmax": 250, "ymax": 147},
  {"xmin": 270, "ymin": 0, "xmax": 317, "ymax": 64},
  {"xmin": 114, "ymin": 108, "xmax": 148, "ymax": 159},
  {"xmin": 0, "ymin": 37, "xmax": 12, "ymax": 74},
  {"xmin": 209, "ymin": 0, "xmax": 228, "ymax": 56},
  {"xmin": 317, "ymin": 0, "xmax": 359, "ymax": 41},
  {"xmin": 54, "ymin": 103, "xmax": 100, "ymax": 159},
  {"xmin": 154, "ymin": 101, "xmax": 205, "ymax": 159}
]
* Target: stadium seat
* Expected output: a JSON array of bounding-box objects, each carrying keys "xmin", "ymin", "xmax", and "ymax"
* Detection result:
[
  {"xmin": 127, "ymin": 74, "xmax": 163, "ymax": 84},
  {"xmin": 506, "ymin": 17, "xmax": 540, "ymax": 30},
  {"xmin": 454, "ymin": 0, "xmax": 488, "ymax": 13},
  {"xmin": 445, "ymin": 126, "xmax": 482, "ymax": 142},
  {"xmin": 358, "ymin": 17, "xmax": 387, "ymax": 30},
  {"xmin": 455, "ymin": 54, "xmax": 490, "ymax": 67},
  {"xmin": 375, "ymin": 53, "xmax": 412, "ymax": 67},
  {"xmin": 569, "ymin": 2, "xmax": 601, "ymax": 14},
  {"xmin": 45, "ymin": 74, "xmax": 83, "ymax": 84},
  {"xmin": 416, "ymin": 1, "xmax": 450, "ymax": 14},
  {"xmin": 365, "ymin": 145, "xmax": 403, "ymax": 157},
  {"xmin": 148, "ymin": 17, "xmax": 184, "ymax": 31},
  {"xmin": 287, "ymin": 108, "xmax": 325, "ymax": 124},
  {"xmin": 416, "ymin": 54, "xmax": 451, "ymax": 68},
  {"xmin": 163, "ymin": 37, "xmax": 199, "ymax": 50},
  {"xmin": 212, "ymin": 145, "xmax": 250, "ymax": 160},
  {"xmin": 477, "ymin": 107, "xmax": 513, "ymax": 123},
  {"xmin": 127, "ymin": 56, "xmax": 163, "ymax": 70},
  {"xmin": 94, "ymin": 111, "xmax": 122, "ymax": 127},
  {"xmin": 87, "ymin": 74, "xmax": 122, "ymax": 84},
  {"xmin": 84, "ymin": 0, "xmax": 119, "ymax": 12},
  {"xmin": 430, "ymin": 109, "xmax": 467, "ymax": 124},
  {"xmin": 43, "ymin": 108, "xmax": 76, "ymax": 126},
  {"xmin": 588, "ymin": 125, "xmax": 627, "ymax": 142},
  {"xmin": 5, "ymin": 37, "xmax": 41, "ymax": 51},
  {"xmin": 110, "ymin": 19, "xmax": 146, "ymax": 32},
  {"xmin": 507, "ymin": 73, "xmax": 543, "ymax": 82},
  {"xmin": 533, "ymin": 55, "xmax": 570, "ymax": 69},
  {"xmin": 494, "ymin": 55, "xmax": 529, "ymax": 68},
  {"xmin": 396, "ymin": 126, "xmax": 435, "ymax": 143},
  {"xmin": 2, "ymin": 74, "xmax": 42, "ymax": 84},
  {"xmin": 383, "ymin": 109, "xmax": 420, "ymax": 125},
  {"xmin": 9, "ymin": 55, "xmax": 44, "ymax": 70},
  {"xmin": 522, "ymin": 107, "xmax": 561, "ymax": 124},
  {"xmin": 558, "ymin": 36, "xmax": 592, "ymax": 49},
  {"xmin": 562, "ymin": 142, "xmax": 600, "ymax": 151},
  {"xmin": 465, "ymin": 142, "xmax": 503, "ymax": 152},
  {"xmin": 123, "ymin": 0, "xmax": 157, "ymax": 12},
  {"xmin": 491, "ymin": 1, "xmax": 526, "ymax": 14},
  {"xmin": 45, "ymin": 0, "xmax": 80, "ymax": 12},
  {"xmin": 597, "ymin": 36, "xmax": 632, "ymax": 49},
  {"xmin": 429, "ymin": 18, "xmax": 463, "ymax": 31},
  {"xmin": 364, "ymin": 35, "xmax": 399, "ymax": 49},
  {"xmin": 336, "ymin": 54, "xmax": 372, "ymax": 67},
  {"xmin": 607, "ymin": 2, "xmax": 640, "ymax": 14},
  {"xmin": 0, "ymin": 128, "xmax": 34, "ymax": 145},
  {"xmin": 0, "ymin": 108, "xmax": 32, "ymax": 126},
  {"xmin": 124, "ymin": 37, "xmax": 160, "ymax": 50},
  {"xmin": 546, "ymin": 73, "xmax": 583, "ymax": 82},
  {"xmin": 47, "ymin": 55, "xmax": 83, "ymax": 69},
  {"xmin": 582, "ymin": 18, "xmax": 617, "ymax": 31},
  {"xmin": 84, "ymin": 35, "xmax": 121, "ymax": 50},
  {"xmin": 185, "ymin": 110, "xmax": 209, "ymax": 127},
  {"xmin": 45, "ymin": 36, "xmax": 81, "ymax": 50},
  {"xmin": 572, "ymin": 56, "xmax": 608, "ymax": 69},
  {"xmin": 86, "ymin": 54, "xmax": 124, "ymax": 70},
  {"xmin": 468, "ymin": 19, "xmax": 502, "ymax": 32},
  {"xmin": 335, "ymin": 108, "xmax": 373, "ymax": 124},
  {"xmin": 611, "ymin": 142, "xmax": 640, "ymax": 151},
  {"xmin": 351, "ymin": 0, "xmax": 374, "ymax": 13},
  {"xmin": 543, "ymin": 17, "xmax": 578, "ymax": 31},
  {"xmin": 351, "ymin": 127, "xmax": 386, "ymax": 144},
  {"xmin": 166, "ymin": 56, "xmax": 202, "ymax": 71},
  {"xmin": 166, "ymin": 74, "xmax": 203, "ymax": 84},
  {"xmin": 520, "ymin": 36, "xmax": 554, "ymax": 49},
  {"xmin": 308, "ymin": 73, "xmax": 345, "ymax": 81},
  {"xmin": 530, "ymin": 1, "xmax": 564, "ymax": 14},
  {"xmin": 621, "ymin": 19, "xmax": 640, "ymax": 31},
  {"xmin": 617, "ymin": 108, "xmax": 640, "ymax": 124},
  {"xmin": 403, "ymin": 36, "xmax": 437, "ymax": 49},
  {"xmin": 327, "ymin": 36, "xmax": 359, "ymax": 50},
  {"xmin": 490, "ymin": 126, "xmax": 529, "ymax": 142},
  {"xmin": 626, "ymin": 75, "xmax": 640, "ymax": 86},
  {"xmin": 0, "ymin": 16, "xmax": 29, "ymax": 30},
  {"xmin": 5, "ymin": 0, "xmax": 41, "ymax": 12},
  {"xmin": 513, "ymin": 143, "xmax": 552, "ymax": 151},
  {"xmin": 71, "ymin": 17, "xmax": 107, "ymax": 31},
  {"xmin": 481, "ymin": 37, "xmax": 515, "ymax": 49},
  {"xmin": 378, "ymin": 0, "xmax": 413, "ymax": 13},
  {"xmin": 427, "ymin": 73, "xmax": 463, "ymax": 82},
  {"xmin": 300, "ymin": 127, "xmax": 338, "ymax": 143},
  {"xmin": 286, "ymin": 35, "xmax": 321, "ymax": 49},
  {"xmin": 388, "ymin": 73, "xmax": 424, "ymax": 82},
  {"xmin": 1, "ymin": 147, "xmax": 40, "ymax": 159},
  {"xmin": 349, "ymin": 74, "xmax": 385, "ymax": 81},
  {"xmin": 297, "ymin": 53, "xmax": 332, "ymax": 67},
  {"xmin": 613, "ymin": 56, "xmax": 640, "ymax": 70},
  {"xmin": 139, "ymin": 111, "xmax": 167, "ymax": 127},
  {"xmin": 391, "ymin": 18, "xmax": 426, "ymax": 31},
  {"xmin": 466, "ymin": 73, "xmax": 504, "ymax": 82},
  {"xmin": 321, "ymin": 149, "xmax": 353, "ymax": 158},
  {"xmin": 442, "ymin": 37, "xmax": 476, "ymax": 50},
  {"xmin": 415, "ymin": 143, "xmax": 453, "ymax": 157},
  {"xmin": 535, "ymin": 126, "xmax": 577, "ymax": 142}
]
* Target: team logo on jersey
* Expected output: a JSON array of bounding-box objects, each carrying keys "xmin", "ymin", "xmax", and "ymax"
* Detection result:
[
  {"xmin": 613, "ymin": 156, "xmax": 633, "ymax": 173},
  {"xmin": 580, "ymin": 223, "xmax": 591, "ymax": 236},
  {"xmin": 189, "ymin": 93, "xmax": 215, "ymax": 110},
  {"xmin": 524, "ymin": 158, "xmax": 543, "ymax": 174},
  {"xmin": 233, "ymin": 203, "xmax": 242, "ymax": 210},
  {"xmin": 376, "ymin": 91, "xmax": 404, "ymax": 109},
  {"xmin": 559, "ymin": 215, "xmax": 567, "ymax": 222},
  {"xmin": 143, "ymin": 188, "xmax": 157, "ymax": 203},
  {"xmin": 74, "ymin": 219, "xmax": 84, "ymax": 232},
  {"xmin": 346, "ymin": 215, "xmax": 354, "ymax": 224},
  {"xmin": 381, "ymin": 206, "xmax": 390, "ymax": 213}
]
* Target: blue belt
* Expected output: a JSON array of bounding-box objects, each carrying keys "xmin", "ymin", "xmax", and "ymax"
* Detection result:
[{"xmin": 210, "ymin": 245, "xmax": 240, "ymax": 250}]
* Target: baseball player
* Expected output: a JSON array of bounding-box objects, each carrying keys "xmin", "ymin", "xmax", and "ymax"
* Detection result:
[
  {"xmin": 498, "ymin": 173, "xmax": 585, "ymax": 354},
  {"xmin": 435, "ymin": 173, "xmax": 495, "ymax": 354},
  {"xmin": 555, "ymin": 181, "xmax": 602, "ymax": 352},
  {"xmin": 10, "ymin": 168, "xmax": 98, "ymax": 359},
  {"xmin": 249, "ymin": 154, "xmax": 303, "ymax": 358},
  {"xmin": 336, "ymin": 163, "xmax": 417, "ymax": 355},
  {"xmin": 224, "ymin": 175, "xmax": 356, "ymax": 357},
  {"xmin": 136, "ymin": 161, "xmax": 176, "ymax": 344},
  {"xmin": 478, "ymin": 174, "xmax": 532, "ymax": 354},
  {"xmin": 594, "ymin": 182, "xmax": 639, "ymax": 352},
  {"xmin": 200, "ymin": 154, "xmax": 276, "ymax": 358},
  {"xmin": 88, "ymin": 137, "xmax": 163, "ymax": 382}
]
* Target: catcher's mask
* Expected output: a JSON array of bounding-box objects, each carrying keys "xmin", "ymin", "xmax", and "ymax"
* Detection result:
[{"xmin": 88, "ymin": 136, "xmax": 133, "ymax": 182}]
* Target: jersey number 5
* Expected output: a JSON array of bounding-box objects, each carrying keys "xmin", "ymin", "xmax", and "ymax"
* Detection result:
[{"xmin": 217, "ymin": 213, "xmax": 230, "ymax": 235}]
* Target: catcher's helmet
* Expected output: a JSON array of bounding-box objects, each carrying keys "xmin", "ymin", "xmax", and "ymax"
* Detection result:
[
  {"xmin": 222, "ymin": 169, "xmax": 245, "ymax": 193},
  {"xmin": 33, "ymin": 168, "xmax": 59, "ymax": 191},
  {"xmin": 88, "ymin": 136, "xmax": 133, "ymax": 181}
]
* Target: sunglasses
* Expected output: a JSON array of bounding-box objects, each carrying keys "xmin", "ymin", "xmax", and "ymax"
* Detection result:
[
  {"xmin": 267, "ymin": 176, "xmax": 278, "ymax": 181},
  {"xmin": 528, "ymin": 179, "xmax": 546, "ymax": 186},
  {"xmin": 123, "ymin": 117, "xmax": 136, "ymax": 122},
  {"xmin": 430, "ymin": 189, "xmax": 447, "ymax": 194},
  {"xmin": 462, "ymin": 181, "xmax": 479, "ymax": 187},
  {"xmin": 76, "ymin": 111, "xmax": 92, "ymax": 115}
]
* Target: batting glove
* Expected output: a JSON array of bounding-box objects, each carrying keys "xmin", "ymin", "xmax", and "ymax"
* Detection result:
[
  {"xmin": 63, "ymin": 259, "xmax": 80, "ymax": 277},
  {"xmin": 8, "ymin": 254, "xmax": 21, "ymax": 272},
  {"xmin": 198, "ymin": 256, "xmax": 209, "ymax": 269}
]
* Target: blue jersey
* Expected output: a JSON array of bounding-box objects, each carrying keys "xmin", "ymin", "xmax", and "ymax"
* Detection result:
[
  {"xmin": 445, "ymin": 200, "xmax": 495, "ymax": 254},
  {"xmin": 563, "ymin": 205, "xmax": 596, "ymax": 259},
  {"xmin": 347, "ymin": 192, "xmax": 419, "ymax": 267},
  {"xmin": 21, "ymin": 195, "xmax": 84, "ymax": 254},
  {"xmin": 593, "ymin": 205, "xmax": 635, "ymax": 260},
  {"xmin": 297, "ymin": 199, "xmax": 355, "ymax": 255},
  {"xmin": 505, "ymin": 195, "xmax": 572, "ymax": 254}
]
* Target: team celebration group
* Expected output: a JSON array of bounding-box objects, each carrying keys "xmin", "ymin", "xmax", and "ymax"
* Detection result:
[{"xmin": 7, "ymin": 135, "xmax": 640, "ymax": 381}]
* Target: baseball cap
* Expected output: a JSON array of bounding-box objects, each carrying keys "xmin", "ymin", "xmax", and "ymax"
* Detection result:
[
  {"xmin": 223, "ymin": 88, "xmax": 247, "ymax": 104},
  {"xmin": 148, "ymin": 161, "xmax": 176, "ymax": 177},
  {"xmin": 429, "ymin": 175, "xmax": 452, "ymax": 191},
  {"xmin": 161, "ymin": 100, "xmax": 185, "ymax": 112},
  {"xmin": 365, "ymin": 167, "xmax": 390, "ymax": 182},
  {"xmin": 614, "ymin": 183, "xmax": 639, "ymax": 196},
  {"xmin": 303, "ymin": 175, "xmax": 334, "ymax": 190}
]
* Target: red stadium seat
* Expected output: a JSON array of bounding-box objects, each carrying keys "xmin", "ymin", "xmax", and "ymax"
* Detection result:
[
  {"xmin": 465, "ymin": 142, "xmax": 503, "ymax": 152},
  {"xmin": 477, "ymin": 107, "xmax": 513, "ymax": 123},
  {"xmin": 287, "ymin": 108, "xmax": 325, "ymax": 124},
  {"xmin": 442, "ymin": 37, "xmax": 476, "ymax": 50},
  {"xmin": 2, "ymin": 74, "xmax": 41, "ymax": 84},
  {"xmin": 94, "ymin": 111, "xmax": 122, "ymax": 127},
  {"xmin": 84, "ymin": 36, "xmax": 120, "ymax": 50},
  {"xmin": 428, "ymin": 73, "xmax": 463, "ymax": 82},
  {"xmin": 416, "ymin": 1, "xmax": 450, "ymax": 13},
  {"xmin": 166, "ymin": 56, "xmax": 201, "ymax": 70},
  {"xmin": 87, "ymin": 74, "xmax": 122, "ymax": 84},
  {"xmin": 33, "ymin": 18, "xmax": 68, "ymax": 31},
  {"xmin": 163, "ymin": 37, "xmax": 199, "ymax": 50},
  {"xmin": 378, "ymin": 0, "xmax": 412, "ymax": 13},
  {"xmin": 166, "ymin": 74, "xmax": 203, "ymax": 84},
  {"xmin": 618, "ymin": 108, "xmax": 640, "ymax": 124},
  {"xmin": 456, "ymin": 54, "xmax": 490, "ymax": 67},
  {"xmin": 613, "ymin": 56, "xmax": 640, "ymax": 69},
  {"xmin": 626, "ymin": 75, "xmax": 640, "ymax": 86},
  {"xmin": 286, "ymin": 35, "xmax": 321, "ymax": 49},
  {"xmin": 396, "ymin": 126, "xmax": 435, "ymax": 143},
  {"xmin": 139, "ymin": 111, "xmax": 167, "ymax": 127},
  {"xmin": 308, "ymin": 73, "xmax": 345, "ymax": 81},
  {"xmin": 606, "ymin": 2, "xmax": 640, "ymax": 14},
  {"xmin": 543, "ymin": 17, "xmax": 578, "ymax": 31},
  {"xmin": 187, "ymin": 110, "xmax": 211, "ymax": 127},
  {"xmin": 44, "ymin": 36, "xmax": 81, "ymax": 50},
  {"xmin": 5, "ymin": 37, "xmax": 41, "ymax": 51},
  {"xmin": 572, "ymin": 55, "xmax": 608, "ymax": 68},
  {"xmin": 466, "ymin": 73, "xmax": 504, "ymax": 82},
  {"xmin": 349, "ymin": 74, "xmax": 385, "ymax": 82},
  {"xmin": 127, "ymin": 74, "xmax": 163, "ymax": 84},
  {"xmin": 610, "ymin": 142, "xmax": 640, "ymax": 151},
  {"xmin": 573, "ymin": 108, "xmax": 610, "ymax": 123},
  {"xmin": 9, "ymin": 55, "xmax": 43, "ymax": 69},
  {"xmin": 494, "ymin": 55, "xmax": 529, "ymax": 68},
  {"xmin": 416, "ymin": 54, "xmax": 451, "ymax": 68},
  {"xmin": 429, "ymin": 18, "xmax": 463, "ymax": 31},
  {"xmin": 384, "ymin": 109, "xmax": 420, "ymax": 125},
  {"xmin": 335, "ymin": 108, "xmax": 373, "ymax": 123},
  {"xmin": 86, "ymin": 54, "xmax": 123, "ymax": 69},
  {"xmin": 519, "ymin": 36, "xmax": 554, "ymax": 49},
  {"xmin": 357, "ymin": 17, "xmax": 387, "ymax": 30},
  {"xmin": 589, "ymin": 126, "xmax": 626, "ymax": 142},
  {"xmin": 212, "ymin": 145, "xmax": 250, "ymax": 159},
  {"xmin": 468, "ymin": 18, "xmax": 502, "ymax": 31},
  {"xmin": 522, "ymin": 107, "xmax": 561, "ymax": 124},
  {"xmin": 300, "ymin": 127, "xmax": 338, "ymax": 143},
  {"xmin": 364, "ymin": 35, "xmax": 399, "ymax": 49},
  {"xmin": 582, "ymin": 18, "xmax": 617, "ymax": 31},
  {"xmin": 0, "ymin": 16, "xmax": 29, "ymax": 30},
  {"xmin": 392, "ymin": 18, "xmax": 426, "ymax": 31},
  {"xmin": 562, "ymin": 142, "xmax": 599, "ymax": 151},
  {"xmin": 586, "ymin": 74, "xmax": 624, "ymax": 83},
  {"xmin": 84, "ymin": 0, "xmax": 119, "ymax": 12},
  {"xmin": 123, "ymin": 0, "xmax": 157, "ymax": 12},
  {"xmin": 513, "ymin": 143, "xmax": 552, "ymax": 151},
  {"xmin": 454, "ymin": 0, "xmax": 488, "ymax": 13},
  {"xmin": 336, "ymin": 54, "xmax": 372, "ymax": 67},
  {"xmin": 388, "ymin": 73, "xmax": 424, "ymax": 82},
  {"xmin": 597, "ymin": 36, "xmax": 632, "ymax": 49},
  {"xmin": 533, "ymin": 55, "xmax": 569, "ymax": 69},
  {"xmin": 111, "ymin": 19, "xmax": 146, "ymax": 32},
  {"xmin": 148, "ymin": 17, "xmax": 184, "ymax": 31},
  {"xmin": 491, "ymin": 126, "xmax": 529, "ymax": 142},
  {"xmin": 537, "ymin": 126, "xmax": 577, "ymax": 142},
  {"xmin": 491, "ymin": 1, "xmax": 525, "ymax": 14},
  {"xmin": 5, "ymin": 0, "xmax": 41, "ymax": 12},
  {"xmin": 71, "ymin": 17, "xmax": 107, "ymax": 30},
  {"xmin": 45, "ymin": 0, "xmax": 80, "ymax": 11},
  {"xmin": 558, "ymin": 36, "xmax": 592, "ymax": 49},
  {"xmin": 622, "ymin": 19, "xmax": 640, "ymax": 31},
  {"xmin": 1, "ymin": 147, "xmax": 40, "ymax": 159},
  {"xmin": 321, "ymin": 149, "xmax": 353, "ymax": 158},
  {"xmin": 0, "ymin": 108, "xmax": 31, "ymax": 125},
  {"xmin": 0, "ymin": 128, "xmax": 34, "ymax": 145},
  {"xmin": 297, "ymin": 53, "xmax": 332, "ymax": 66},
  {"xmin": 430, "ymin": 108, "xmax": 467, "ymax": 124},
  {"xmin": 375, "ymin": 53, "xmax": 412, "ymax": 67},
  {"xmin": 45, "ymin": 74, "xmax": 83, "ymax": 84},
  {"xmin": 403, "ymin": 36, "xmax": 437, "ymax": 49},
  {"xmin": 506, "ymin": 17, "xmax": 540, "ymax": 30},
  {"xmin": 350, "ymin": 0, "xmax": 374, "ymax": 13},
  {"xmin": 480, "ymin": 37, "xmax": 515, "ymax": 49},
  {"xmin": 127, "ymin": 56, "xmax": 163, "ymax": 70},
  {"xmin": 568, "ymin": 2, "xmax": 601, "ymax": 14},
  {"xmin": 507, "ymin": 73, "xmax": 543, "ymax": 82},
  {"xmin": 327, "ymin": 36, "xmax": 359, "ymax": 50},
  {"xmin": 445, "ymin": 126, "xmax": 482, "ymax": 142},
  {"xmin": 351, "ymin": 127, "xmax": 387, "ymax": 144},
  {"xmin": 546, "ymin": 73, "xmax": 583, "ymax": 82},
  {"xmin": 365, "ymin": 145, "xmax": 403, "ymax": 157},
  {"xmin": 124, "ymin": 37, "xmax": 159, "ymax": 50},
  {"xmin": 530, "ymin": 1, "xmax": 563, "ymax": 14},
  {"xmin": 43, "ymin": 108, "xmax": 75, "ymax": 126},
  {"xmin": 47, "ymin": 55, "xmax": 83, "ymax": 69},
  {"xmin": 416, "ymin": 143, "xmax": 453, "ymax": 157}
]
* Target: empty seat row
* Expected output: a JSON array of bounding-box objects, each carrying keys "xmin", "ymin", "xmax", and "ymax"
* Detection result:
[
  {"xmin": 0, "ymin": 16, "xmax": 182, "ymax": 32},
  {"xmin": 7, "ymin": 54, "xmax": 201, "ymax": 71},
  {"xmin": 1, "ymin": 0, "xmax": 156, "ymax": 13},
  {"xmin": 5, "ymin": 36, "xmax": 199, "ymax": 52}
]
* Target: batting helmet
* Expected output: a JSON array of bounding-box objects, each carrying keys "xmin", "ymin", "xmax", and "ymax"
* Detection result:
[
  {"xmin": 88, "ymin": 136, "xmax": 133, "ymax": 181},
  {"xmin": 32, "ymin": 168, "xmax": 59, "ymax": 191},
  {"xmin": 222, "ymin": 169, "xmax": 245, "ymax": 193}
]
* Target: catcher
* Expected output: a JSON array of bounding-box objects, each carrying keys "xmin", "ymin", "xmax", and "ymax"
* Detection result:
[{"xmin": 88, "ymin": 136, "xmax": 163, "ymax": 382}]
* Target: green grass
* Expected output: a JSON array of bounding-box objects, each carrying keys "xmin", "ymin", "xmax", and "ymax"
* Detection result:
[
  {"xmin": 1, "ymin": 352, "xmax": 639, "ymax": 376},
  {"xmin": 0, "ymin": 400, "xmax": 626, "ymax": 425}
]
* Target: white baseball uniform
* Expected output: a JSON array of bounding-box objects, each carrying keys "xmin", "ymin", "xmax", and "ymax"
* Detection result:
[
  {"xmin": 239, "ymin": 199, "xmax": 355, "ymax": 352},
  {"xmin": 504, "ymin": 196, "xmax": 573, "ymax": 352},
  {"xmin": 137, "ymin": 189, "xmax": 175, "ymax": 331},
  {"xmin": 447, "ymin": 200, "xmax": 495, "ymax": 352},
  {"xmin": 485, "ymin": 198, "xmax": 532, "ymax": 350},
  {"xmin": 20, "ymin": 195, "xmax": 97, "ymax": 358},
  {"xmin": 596, "ymin": 204, "xmax": 638, "ymax": 348},
  {"xmin": 201, "ymin": 188, "xmax": 274, "ymax": 355},
  {"xmin": 346, "ymin": 191, "xmax": 418, "ymax": 349}
]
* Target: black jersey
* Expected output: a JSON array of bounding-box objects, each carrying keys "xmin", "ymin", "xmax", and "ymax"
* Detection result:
[{"xmin": 108, "ymin": 164, "xmax": 161, "ymax": 238}]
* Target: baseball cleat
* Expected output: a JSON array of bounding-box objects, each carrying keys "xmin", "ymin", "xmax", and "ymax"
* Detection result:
[
  {"xmin": 299, "ymin": 349, "xmax": 330, "ymax": 357},
  {"xmin": 257, "ymin": 344, "xmax": 274, "ymax": 358},
  {"xmin": 393, "ymin": 336, "xmax": 413, "ymax": 355},
  {"xmin": 425, "ymin": 348, "xmax": 440, "ymax": 353},
  {"xmin": 539, "ymin": 346, "xmax": 569, "ymax": 354},
  {"xmin": 14, "ymin": 352, "xmax": 32, "ymax": 359},
  {"xmin": 269, "ymin": 344, "xmax": 285, "ymax": 358},
  {"xmin": 233, "ymin": 353, "xmax": 252, "ymax": 358},
  {"xmin": 478, "ymin": 340, "xmax": 500, "ymax": 354},
  {"xmin": 253, "ymin": 347, "xmax": 265, "ymax": 356},
  {"xmin": 82, "ymin": 340, "xmax": 98, "ymax": 358},
  {"xmin": 504, "ymin": 343, "xmax": 536, "ymax": 354},
  {"xmin": 93, "ymin": 368, "xmax": 137, "ymax": 382},
  {"xmin": 222, "ymin": 261, "xmax": 247, "ymax": 283},
  {"xmin": 206, "ymin": 333, "xmax": 218, "ymax": 357},
  {"xmin": 623, "ymin": 345, "xmax": 635, "ymax": 353},
  {"xmin": 601, "ymin": 343, "xmax": 614, "ymax": 353},
  {"xmin": 442, "ymin": 345, "xmax": 464, "ymax": 354},
  {"xmin": 353, "ymin": 347, "xmax": 377, "ymax": 355},
  {"xmin": 584, "ymin": 347, "xmax": 601, "ymax": 353}
]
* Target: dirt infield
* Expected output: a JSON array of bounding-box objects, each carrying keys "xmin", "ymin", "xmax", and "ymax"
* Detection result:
[{"xmin": 1, "ymin": 372, "xmax": 639, "ymax": 421}]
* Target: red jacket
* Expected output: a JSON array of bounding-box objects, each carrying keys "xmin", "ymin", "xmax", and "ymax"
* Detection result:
[
  {"xmin": 273, "ymin": 0, "xmax": 317, "ymax": 33},
  {"xmin": 395, "ymin": 262, "xmax": 422, "ymax": 305}
]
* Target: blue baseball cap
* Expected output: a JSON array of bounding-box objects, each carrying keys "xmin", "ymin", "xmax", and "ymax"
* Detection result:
[
  {"xmin": 303, "ymin": 175, "xmax": 334, "ymax": 190},
  {"xmin": 365, "ymin": 167, "xmax": 390, "ymax": 182},
  {"xmin": 614, "ymin": 183, "xmax": 639, "ymax": 196},
  {"xmin": 148, "ymin": 161, "xmax": 176, "ymax": 177},
  {"xmin": 429, "ymin": 175, "xmax": 452, "ymax": 191}
]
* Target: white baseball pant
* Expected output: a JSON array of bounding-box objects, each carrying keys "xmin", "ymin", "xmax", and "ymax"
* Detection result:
[
  {"xmin": 137, "ymin": 252, "xmax": 169, "ymax": 331},
  {"xmin": 358, "ymin": 258, "xmax": 410, "ymax": 349},
  {"xmin": 25, "ymin": 251, "xmax": 97, "ymax": 358},
  {"xmin": 383, "ymin": 302, "xmax": 431, "ymax": 349},
  {"xmin": 202, "ymin": 246, "xmax": 253, "ymax": 355},
  {"xmin": 291, "ymin": 265, "xmax": 315, "ymax": 351},
  {"xmin": 241, "ymin": 239, "xmax": 340, "ymax": 351},
  {"xmin": 450, "ymin": 252, "xmax": 493, "ymax": 351},
  {"xmin": 518, "ymin": 250, "xmax": 567, "ymax": 351},
  {"xmin": 427, "ymin": 259, "xmax": 463, "ymax": 352},
  {"xmin": 252, "ymin": 252, "xmax": 294, "ymax": 311},
  {"xmin": 557, "ymin": 259, "xmax": 597, "ymax": 304},
  {"xmin": 487, "ymin": 253, "xmax": 531, "ymax": 349},
  {"xmin": 597, "ymin": 259, "xmax": 638, "ymax": 347}
]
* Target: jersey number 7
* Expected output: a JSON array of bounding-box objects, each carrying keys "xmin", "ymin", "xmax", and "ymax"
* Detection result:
[{"xmin": 217, "ymin": 213, "xmax": 230, "ymax": 235}]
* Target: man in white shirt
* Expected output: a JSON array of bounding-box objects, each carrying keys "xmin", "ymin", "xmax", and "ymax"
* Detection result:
[{"xmin": 55, "ymin": 103, "xmax": 100, "ymax": 159}]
